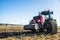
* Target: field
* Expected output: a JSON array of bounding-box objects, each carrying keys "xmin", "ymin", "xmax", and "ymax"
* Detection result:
[{"xmin": 0, "ymin": 25, "xmax": 60, "ymax": 40}]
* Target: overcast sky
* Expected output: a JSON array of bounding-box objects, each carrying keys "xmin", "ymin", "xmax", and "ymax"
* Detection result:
[{"xmin": 0, "ymin": 0, "xmax": 60, "ymax": 26}]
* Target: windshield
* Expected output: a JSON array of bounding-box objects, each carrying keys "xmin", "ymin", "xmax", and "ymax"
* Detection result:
[
  {"xmin": 45, "ymin": 15, "xmax": 49, "ymax": 19},
  {"xmin": 45, "ymin": 14, "xmax": 53, "ymax": 19}
]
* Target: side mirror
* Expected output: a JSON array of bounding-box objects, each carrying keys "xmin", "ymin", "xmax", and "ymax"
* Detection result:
[{"xmin": 51, "ymin": 11, "xmax": 53, "ymax": 14}]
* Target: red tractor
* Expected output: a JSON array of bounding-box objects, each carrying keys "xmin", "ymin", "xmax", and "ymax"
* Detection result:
[{"xmin": 24, "ymin": 10, "xmax": 57, "ymax": 34}]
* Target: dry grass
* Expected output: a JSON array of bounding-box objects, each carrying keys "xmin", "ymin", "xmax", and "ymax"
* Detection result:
[
  {"xmin": 58, "ymin": 26, "xmax": 60, "ymax": 28},
  {"xmin": 0, "ymin": 25, "xmax": 26, "ymax": 33},
  {"xmin": 0, "ymin": 25, "xmax": 32, "ymax": 33},
  {"xmin": 0, "ymin": 25, "xmax": 60, "ymax": 40}
]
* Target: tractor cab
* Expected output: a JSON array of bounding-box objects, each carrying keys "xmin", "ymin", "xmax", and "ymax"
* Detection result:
[{"xmin": 41, "ymin": 10, "xmax": 53, "ymax": 19}]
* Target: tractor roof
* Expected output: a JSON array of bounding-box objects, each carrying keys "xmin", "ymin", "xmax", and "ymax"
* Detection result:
[{"xmin": 41, "ymin": 10, "xmax": 53, "ymax": 15}]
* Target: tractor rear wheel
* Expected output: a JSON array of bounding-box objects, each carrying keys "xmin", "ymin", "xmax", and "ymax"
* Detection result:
[{"xmin": 45, "ymin": 19, "xmax": 57, "ymax": 34}]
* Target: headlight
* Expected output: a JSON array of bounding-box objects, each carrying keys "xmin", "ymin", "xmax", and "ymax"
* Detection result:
[{"xmin": 38, "ymin": 20, "xmax": 40, "ymax": 22}]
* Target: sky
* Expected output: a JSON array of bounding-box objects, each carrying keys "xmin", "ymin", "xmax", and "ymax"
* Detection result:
[{"xmin": 0, "ymin": 0, "xmax": 60, "ymax": 26}]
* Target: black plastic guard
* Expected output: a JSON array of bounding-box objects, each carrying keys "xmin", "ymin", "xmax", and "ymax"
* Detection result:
[{"xmin": 24, "ymin": 25, "xmax": 35, "ymax": 30}]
